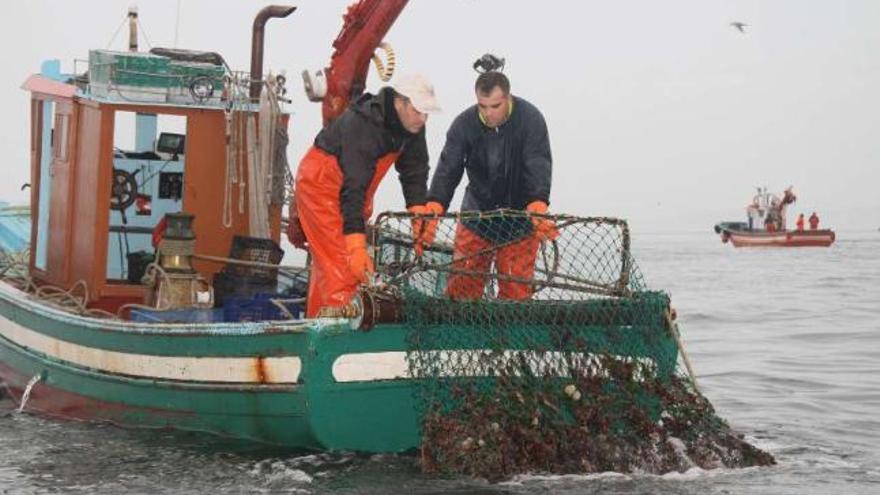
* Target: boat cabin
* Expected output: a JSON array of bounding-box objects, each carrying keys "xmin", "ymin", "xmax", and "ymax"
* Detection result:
[
  {"xmin": 745, "ymin": 186, "xmax": 795, "ymax": 232},
  {"xmin": 22, "ymin": 52, "xmax": 288, "ymax": 313}
]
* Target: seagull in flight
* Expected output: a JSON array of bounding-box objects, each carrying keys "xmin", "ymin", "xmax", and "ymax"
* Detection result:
[{"xmin": 730, "ymin": 21, "xmax": 748, "ymax": 33}]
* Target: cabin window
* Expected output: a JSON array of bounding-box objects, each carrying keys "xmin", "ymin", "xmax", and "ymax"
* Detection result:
[
  {"xmin": 113, "ymin": 111, "xmax": 138, "ymax": 151},
  {"xmin": 53, "ymin": 113, "xmax": 70, "ymax": 161},
  {"xmin": 107, "ymin": 110, "xmax": 188, "ymax": 282},
  {"xmin": 113, "ymin": 111, "xmax": 186, "ymax": 156}
]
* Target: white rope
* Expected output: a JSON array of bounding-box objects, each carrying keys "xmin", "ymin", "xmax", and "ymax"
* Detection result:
[
  {"xmin": 236, "ymin": 79, "xmax": 247, "ymax": 214},
  {"xmin": 246, "ymin": 113, "xmax": 264, "ymax": 237},
  {"xmin": 665, "ymin": 309, "xmax": 700, "ymax": 393},
  {"xmin": 222, "ymin": 80, "xmax": 236, "ymax": 228},
  {"xmin": 262, "ymin": 78, "xmax": 277, "ymax": 207},
  {"xmin": 0, "ymin": 250, "xmax": 115, "ymax": 319},
  {"xmin": 221, "ymin": 73, "xmax": 257, "ymax": 226}
]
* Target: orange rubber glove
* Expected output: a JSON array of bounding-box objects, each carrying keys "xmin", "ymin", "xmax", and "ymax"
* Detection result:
[
  {"xmin": 408, "ymin": 204, "xmax": 428, "ymax": 250},
  {"xmin": 526, "ymin": 200, "xmax": 559, "ymax": 241},
  {"xmin": 414, "ymin": 201, "xmax": 444, "ymax": 256},
  {"xmin": 344, "ymin": 233, "xmax": 374, "ymax": 284}
]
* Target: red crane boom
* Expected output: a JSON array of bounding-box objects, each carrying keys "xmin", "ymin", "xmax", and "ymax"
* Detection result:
[{"xmin": 313, "ymin": 0, "xmax": 409, "ymax": 124}]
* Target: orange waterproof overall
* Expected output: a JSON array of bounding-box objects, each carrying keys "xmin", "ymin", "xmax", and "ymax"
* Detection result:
[
  {"xmin": 295, "ymin": 147, "xmax": 399, "ymax": 317},
  {"xmin": 446, "ymin": 223, "xmax": 540, "ymax": 301}
]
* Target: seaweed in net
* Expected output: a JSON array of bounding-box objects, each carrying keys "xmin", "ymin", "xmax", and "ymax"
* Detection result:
[{"xmin": 373, "ymin": 210, "xmax": 774, "ymax": 480}]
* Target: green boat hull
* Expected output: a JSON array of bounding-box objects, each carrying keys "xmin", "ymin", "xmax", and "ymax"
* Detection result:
[{"xmin": 0, "ymin": 282, "xmax": 677, "ymax": 452}]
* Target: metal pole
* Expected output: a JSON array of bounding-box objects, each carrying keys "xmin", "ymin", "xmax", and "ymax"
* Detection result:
[{"xmin": 128, "ymin": 6, "xmax": 138, "ymax": 52}]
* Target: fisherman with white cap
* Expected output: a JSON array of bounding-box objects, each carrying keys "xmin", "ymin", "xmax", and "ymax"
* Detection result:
[{"xmin": 290, "ymin": 74, "xmax": 441, "ymax": 317}]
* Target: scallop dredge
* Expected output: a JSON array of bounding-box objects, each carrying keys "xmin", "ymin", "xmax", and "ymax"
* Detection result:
[{"xmin": 370, "ymin": 210, "xmax": 775, "ymax": 480}]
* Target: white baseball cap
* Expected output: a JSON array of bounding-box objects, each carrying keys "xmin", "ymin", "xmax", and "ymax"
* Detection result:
[{"xmin": 392, "ymin": 74, "xmax": 441, "ymax": 114}]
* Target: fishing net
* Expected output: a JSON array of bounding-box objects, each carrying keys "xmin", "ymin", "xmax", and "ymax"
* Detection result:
[{"xmin": 373, "ymin": 210, "xmax": 773, "ymax": 480}]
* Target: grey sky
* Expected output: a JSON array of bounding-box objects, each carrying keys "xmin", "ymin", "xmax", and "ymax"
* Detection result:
[{"xmin": 1, "ymin": 0, "xmax": 878, "ymax": 232}]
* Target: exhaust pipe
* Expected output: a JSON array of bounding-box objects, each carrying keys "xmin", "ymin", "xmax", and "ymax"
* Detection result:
[{"xmin": 250, "ymin": 5, "xmax": 297, "ymax": 100}]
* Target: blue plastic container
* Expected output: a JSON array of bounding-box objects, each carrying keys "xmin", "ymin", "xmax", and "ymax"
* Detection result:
[{"xmin": 222, "ymin": 293, "xmax": 302, "ymax": 322}]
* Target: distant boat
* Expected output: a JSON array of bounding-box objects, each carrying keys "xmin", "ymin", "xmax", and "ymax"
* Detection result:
[
  {"xmin": 714, "ymin": 187, "xmax": 835, "ymax": 248},
  {"xmin": 714, "ymin": 222, "xmax": 835, "ymax": 247}
]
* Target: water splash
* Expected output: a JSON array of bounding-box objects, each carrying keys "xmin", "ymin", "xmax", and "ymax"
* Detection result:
[{"xmin": 17, "ymin": 374, "xmax": 42, "ymax": 413}]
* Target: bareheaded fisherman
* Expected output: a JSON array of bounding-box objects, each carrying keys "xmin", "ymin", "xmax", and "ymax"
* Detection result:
[{"xmin": 419, "ymin": 62, "xmax": 555, "ymax": 300}]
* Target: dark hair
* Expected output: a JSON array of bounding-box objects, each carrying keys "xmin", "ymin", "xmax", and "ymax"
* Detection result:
[{"xmin": 475, "ymin": 71, "xmax": 510, "ymax": 96}]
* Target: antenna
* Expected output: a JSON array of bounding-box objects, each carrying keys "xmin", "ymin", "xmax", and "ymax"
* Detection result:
[
  {"xmin": 128, "ymin": 5, "xmax": 138, "ymax": 52},
  {"xmin": 174, "ymin": 0, "xmax": 181, "ymax": 47}
]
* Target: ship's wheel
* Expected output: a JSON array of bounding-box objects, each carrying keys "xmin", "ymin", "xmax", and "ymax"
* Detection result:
[{"xmin": 110, "ymin": 169, "xmax": 138, "ymax": 211}]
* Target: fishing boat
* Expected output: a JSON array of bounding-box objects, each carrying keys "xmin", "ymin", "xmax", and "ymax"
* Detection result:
[
  {"xmin": 1, "ymin": 4, "xmax": 773, "ymax": 476},
  {"xmin": 0, "ymin": 5, "xmax": 671, "ymax": 450},
  {"xmin": 714, "ymin": 187, "xmax": 835, "ymax": 247}
]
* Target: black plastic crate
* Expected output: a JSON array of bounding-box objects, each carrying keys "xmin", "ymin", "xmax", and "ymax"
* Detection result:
[
  {"xmin": 126, "ymin": 250, "xmax": 155, "ymax": 284},
  {"xmin": 225, "ymin": 235, "xmax": 283, "ymax": 281}
]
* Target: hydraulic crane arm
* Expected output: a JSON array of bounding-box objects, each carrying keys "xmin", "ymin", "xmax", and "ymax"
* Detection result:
[{"xmin": 303, "ymin": 0, "xmax": 409, "ymax": 125}]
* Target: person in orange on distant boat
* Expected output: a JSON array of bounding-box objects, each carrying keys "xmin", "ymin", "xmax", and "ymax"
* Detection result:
[
  {"xmin": 764, "ymin": 202, "xmax": 780, "ymax": 232},
  {"xmin": 808, "ymin": 212, "xmax": 820, "ymax": 230},
  {"xmin": 796, "ymin": 213, "xmax": 805, "ymax": 231}
]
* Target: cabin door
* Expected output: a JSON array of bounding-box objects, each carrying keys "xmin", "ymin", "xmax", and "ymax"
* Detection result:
[{"xmin": 44, "ymin": 101, "xmax": 75, "ymax": 278}]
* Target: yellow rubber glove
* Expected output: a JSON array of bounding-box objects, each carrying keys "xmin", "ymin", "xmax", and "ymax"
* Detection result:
[
  {"xmin": 344, "ymin": 233, "xmax": 374, "ymax": 283},
  {"xmin": 526, "ymin": 200, "xmax": 559, "ymax": 241}
]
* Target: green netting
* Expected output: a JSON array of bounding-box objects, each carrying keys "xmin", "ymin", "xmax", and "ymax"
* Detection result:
[
  {"xmin": 373, "ymin": 210, "xmax": 773, "ymax": 479},
  {"xmin": 167, "ymin": 62, "xmax": 226, "ymax": 92},
  {"xmin": 89, "ymin": 50, "xmax": 172, "ymax": 88}
]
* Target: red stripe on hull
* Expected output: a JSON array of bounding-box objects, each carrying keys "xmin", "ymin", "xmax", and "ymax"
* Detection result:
[
  {"xmin": 0, "ymin": 361, "xmax": 189, "ymax": 425},
  {"xmin": 725, "ymin": 230, "xmax": 835, "ymax": 248}
]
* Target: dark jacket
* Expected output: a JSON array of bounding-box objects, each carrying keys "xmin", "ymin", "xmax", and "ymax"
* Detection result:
[
  {"xmin": 314, "ymin": 87, "xmax": 429, "ymax": 234},
  {"xmin": 427, "ymin": 95, "xmax": 551, "ymax": 212}
]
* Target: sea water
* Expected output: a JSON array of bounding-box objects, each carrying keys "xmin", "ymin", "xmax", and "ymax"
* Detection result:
[{"xmin": 1, "ymin": 231, "xmax": 878, "ymax": 494}]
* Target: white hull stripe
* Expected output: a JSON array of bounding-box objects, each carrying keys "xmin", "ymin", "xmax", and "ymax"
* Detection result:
[
  {"xmin": 333, "ymin": 352, "xmax": 410, "ymax": 382},
  {"xmin": 0, "ymin": 317, "xmax": 300, "ymax": 384},
  {"xmin": 331, "ymin": 351, "xmax": 657, "ymax": 382},
  {"xmin": 731, "ymin": 235, "xmax": 833, "ymax": 246},
  {"xmin": 733, "ymin": 237, "xmax": 833, "ymax": 246}
]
